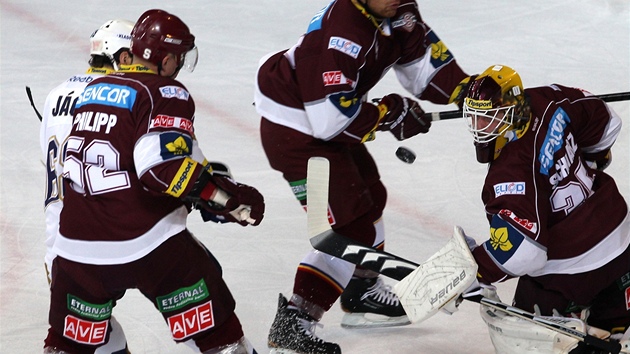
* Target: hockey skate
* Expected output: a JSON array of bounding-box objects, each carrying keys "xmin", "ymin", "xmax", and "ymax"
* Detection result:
[
  {"xmin": 268, "ymin": 294, "xmax": 341, "ymax": 354},
  {"xmin": 339, "ymin": 277, "xmax": 411, "ymax": 329}
]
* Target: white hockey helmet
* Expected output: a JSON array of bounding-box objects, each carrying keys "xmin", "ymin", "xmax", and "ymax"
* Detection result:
[{"xmin": 90, "ymin": 19, "xmax": 134, "ymax": 68}]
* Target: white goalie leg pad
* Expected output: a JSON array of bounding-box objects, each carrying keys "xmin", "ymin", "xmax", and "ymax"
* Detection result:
[
  {"xmin": 480, "ymin": 305, "xmax": 611, "ymax": 354},
  {"xmin": 394, "ymin": 226, "xmax": 478, "ymax": 323}
]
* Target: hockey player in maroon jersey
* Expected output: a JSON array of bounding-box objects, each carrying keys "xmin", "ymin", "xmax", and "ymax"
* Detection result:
[
  {"xmin": 254, "ymin": 0, "xmax": 472, "ymax": 352},
  {"xmin": 461, "ymin": 64, "xmax": 630, "ymax": 352},
  {"xmin": 43, "ymin": 9, "xmax": 263, "ymax": 354}
]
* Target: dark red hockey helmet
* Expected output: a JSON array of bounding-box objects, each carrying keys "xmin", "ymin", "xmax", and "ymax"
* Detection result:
[{"xmin": 131, "ymin": 9, "xmax": 198, "ymax": 72}]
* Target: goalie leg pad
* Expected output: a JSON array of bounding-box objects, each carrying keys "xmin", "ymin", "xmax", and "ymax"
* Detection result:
[{"xmin": 480, "ymin": 305, "xmax": 612, "ymax": 354}]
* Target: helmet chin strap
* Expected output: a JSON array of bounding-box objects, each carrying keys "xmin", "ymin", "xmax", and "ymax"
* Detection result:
[{"xmin": 475, "ymin": 140, "xmax": 496, "ymax": 164}]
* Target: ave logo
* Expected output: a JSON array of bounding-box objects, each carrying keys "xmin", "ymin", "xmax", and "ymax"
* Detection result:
[
  {"xmin": 167, "ymin": 300, "xmax": 215, "ymax": 340},
  {"xmin": 63, "ymin": 315, "xmax": 108, "ymax": 345}
]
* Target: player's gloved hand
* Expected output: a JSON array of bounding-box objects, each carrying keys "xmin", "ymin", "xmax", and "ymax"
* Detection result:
[
  {"xmin": 584, "ymin": 150, "xmax": 612, "ymax": 171},
  {"xmin": 376, "ymin": 94, "xmax": 430, "ymax": 140},
  {"xmin": 463, "ymin": 232, "xmax": 478, "ymax": 251},
  {"xmin": 203, "ymin": 175, "xmax": 265, "ymax": 226},
  {"xmin": 440, "ymin": 279, "xmax": 499, "ymax": 315},
  {"xmin": 187, "ymin": 170, "xmax": 265, "ymax": 226}
]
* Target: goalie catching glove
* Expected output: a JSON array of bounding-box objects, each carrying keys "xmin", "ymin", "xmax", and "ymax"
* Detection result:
[
  {"xmin": 376, "ymin": 94, "xmax": 430, "ymax": 140},
  {"xmin": 185, "ymin": 167, "xmax": 265, "ymax": 226}
]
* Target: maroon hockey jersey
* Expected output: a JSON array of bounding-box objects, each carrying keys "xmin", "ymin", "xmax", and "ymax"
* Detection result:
[
  {"xmin": 255, "ymin": 0, "xmax": 467, "ymax": 143},
  {"xmin": 472, "ymin": 84, "xmax": 628, "ymax": 284},
  {"xmin": 56, "ymin": 67, "xmax": 208, "ymax": 265}
]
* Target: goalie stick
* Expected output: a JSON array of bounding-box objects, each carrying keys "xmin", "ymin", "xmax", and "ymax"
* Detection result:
[
  {"xmin": 305, "ymin": 156, "xmax": 623, "ymax": 354},
  {"xmin": 423, "ymin": 90, "xmax": 630, "ymax": 121}
]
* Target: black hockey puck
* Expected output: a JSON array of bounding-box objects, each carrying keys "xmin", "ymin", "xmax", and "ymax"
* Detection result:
[{"xmin": 396, "ymin": 146, "xmax": 416, "ymax": 164}]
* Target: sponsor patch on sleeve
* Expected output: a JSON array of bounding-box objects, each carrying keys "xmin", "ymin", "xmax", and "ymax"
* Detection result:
[
  {"xmin": 159, "ymin": 132, "xmax": 193, "ymax": 160},
  {"xmin": 166, "ymin": 157, "xmax": 197, "ymax": 198},
  {"xmin": 328, "ymin": 36, "xmax": 362, "ymax": 59},
  {"xmin": 159, "ymin": 86, "xmax": 190, "ymax": 101},
  {"xmin": 151, "ymin": 114, "xmax": 194, "ymax": 134},
  {"xmin": 493, "ymin": 182, "xmax": 526, "ymax": 197},
  {"xmin": 483, "ymin": 214, "xmax": 525, "ymax": 265}
]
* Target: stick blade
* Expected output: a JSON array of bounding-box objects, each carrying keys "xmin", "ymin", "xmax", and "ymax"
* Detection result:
[{"xmin": 394, "ymin": 226, "xmax": 478, "ymax": 323}]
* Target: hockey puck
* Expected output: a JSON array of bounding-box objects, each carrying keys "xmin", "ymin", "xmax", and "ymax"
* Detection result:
[{"xmin": 396, "ymin": 146, "xmax": 416, "ymax": 164}]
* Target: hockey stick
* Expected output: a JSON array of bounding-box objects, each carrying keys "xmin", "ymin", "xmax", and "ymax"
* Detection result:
[
  {"xmin": 25, "ymin": 86, "xmax": 43, "ymax": 121},
  {"xmin": 305, "ymin": 156, "xmax": 622, "ymax": 353},
  {"xmin": 423, "ymin": 91, "xmax": 630, "ymax": 121}
]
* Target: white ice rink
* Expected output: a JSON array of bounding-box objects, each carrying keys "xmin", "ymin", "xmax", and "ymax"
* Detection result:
[{"xmin": 1, "ymin": 0, "xmax": 628, "ymax": 353}]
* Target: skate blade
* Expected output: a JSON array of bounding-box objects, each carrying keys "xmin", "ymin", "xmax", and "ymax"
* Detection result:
[
  {"xmin": 269, "ymin": 346, "xmax": 301, "ymax": 354},
  {"xmin": 340, "ymin": 312, "xmax": 411, "ymax": 329}
]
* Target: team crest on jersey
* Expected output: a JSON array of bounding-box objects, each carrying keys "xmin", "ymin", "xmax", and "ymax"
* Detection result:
[
  {"xmin": 426, "ymin": 30, "xmax": 452, "ymax": 67},
  {"xmin": 392, "ymin": 12, "xmax": 417, "ymax": 32},
  {"xmin": 494, "ymin": 182, "xmax": 526, "ymax": 197},
  {"xmin": 160, "ymin": 133, "xmax": 192, "ymax": 160},
  {"xmin": 328, "ymin": 36, "xmax": 361, "ymax": 59},
  {"xmin": 484, "ymin": 214, "xmax": 525, "ymax": 265},
  {"xmin": 159, "ymin": 86, "xmax": 190, "ymax": 101}
]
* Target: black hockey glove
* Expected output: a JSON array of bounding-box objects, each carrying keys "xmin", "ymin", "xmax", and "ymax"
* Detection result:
[
  {"xmin": 584, "ymin": 150, "xmax": 612, "ymax": 171},
  {"xmin": 186, "ymin": 169, "xmax": 265, "ymax": 226},
  {"xmin": 376, "ymin": 94, "xmax": 430, "ymax": 140}
]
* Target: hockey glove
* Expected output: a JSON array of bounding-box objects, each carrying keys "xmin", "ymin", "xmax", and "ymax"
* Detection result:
[
  {"xmin": 376, "ymin": 94, "xmax": 430, "ymax": 140},
  {"xmin": 197, "ymin": 162, "xmax": 233, "ymax": 223},
  {"xmin": 584, "ymin": 150, "xmax": 612, "ymax": 171},
  {"xmin": 186, "ymin": 171, "xmax": 265, "ymax": 226}
]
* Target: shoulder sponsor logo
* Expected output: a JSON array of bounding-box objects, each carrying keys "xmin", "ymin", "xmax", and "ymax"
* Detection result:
[
  {"xmin": 167, "ymin": 300, "xmax": 215, "ymax": 340},
  {"xmin": 322, "ymin": 71, "xmax": 355, "ymax": 87},
  {"xmin": 151, "ymin": 114, "xmax": 194, "ymax": 134},
  {"xmin": 159, "ymin": 86, "xmax": 190, "ymax": 101},
  {"xmin": 392, "ymin": 12, "xmax": 417, "ymax": 32},
  {"xmin": 63, "ymin": 314, "xmax": 108, "ymax": 345},
  {"xmin": 539, "ymin": 107, "xmax": 570, "ymax": 175},
  {"xmin": 77, "ymin": 83, "xmax": 137, "ymax": 110},
  {"xmin": 499, "ymin": 209, "xmax": 538, "ymax": 233},
  {"xmin": 328, "ymin": 36, "xmax": 361, "ymax": 59},
  {"xmin": 157, "ymin": 279, "xmax": 209, "ymax": 312},
  {"xmin": 494, "ymin": 182, "xmax": 526, "ymax": 197}
]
